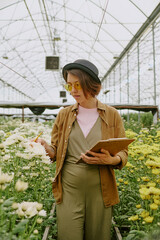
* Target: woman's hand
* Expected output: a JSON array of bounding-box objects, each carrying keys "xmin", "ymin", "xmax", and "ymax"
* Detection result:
[
  {"xmin": 33, "ymin": 138, "xmax": 47, "ymax": 146},
  {"xmin": 80, "ymin": 149, "xmax": 121, "ymax": 166},
  {"xmin": 30, "ymin": 138, "xmax": 55, "ymax": 159}
]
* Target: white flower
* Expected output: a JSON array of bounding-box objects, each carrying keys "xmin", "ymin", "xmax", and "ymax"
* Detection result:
[
  {"xmin": 16, "ymin": 152, "xmax": 34, "ymax": 160},
  {"xmin": 12, "ymin": 202, "xmax": 18, "ymax": 209},
  {"xmin": 0, "ymin": 130, "xmax": 5, "ymax": 136},
  {"xmin": 36, "ymin": 203, "xmax": 43, "ymax": 211},
  {"xmin": 41, "ymin": 156, "xmax": 51, "ymax": 165},
  {"xmin": 30, "ymin": 173, "xmax": 39, "ymax": 177},
  {"xmin": 25, "ymin": 141, "xmax": 47, "ymax": 156},
  {"xmin": 3, "ymin": 134, "xmax": 25, "ymax": 146},
  {"xmin": 33, "ymin": 229, "xmax": 39, "ymax": 234},
  {"xmin": 0, "ymin": 143, "xmax": 5, "ymax": 149},
  {"xmin": 37, "ymin": 218, "xmax": 43, "ymax": 224},
  {"xmin": 38, "ymin": 209, "xmax": 47, "ymax": 217},
  {"xmin": 22, "ymin": 166, "xmax": 30, "ymax": 170},
  {"xmin": 25, "ymin": 206, "xmax": 38, "ymax": 218},
  {"xmin": 0, "ymin": 169, "xmax": 14, "ymax": 184},
  {"xmin": 2, "ymin": 155, "xmax": 10, "ymax": 161},
  {"xmin": 43, "ymin": 166, "xmax": 50, "ymax": 171},
  {"xmin": 21, "ymin": 202, "xmax": 29, "ymax": 211},
  {"xmin": 15, "ymin": 201, "xmax": 46, "ymax": 218},
  {"xmin": 16, "ymin": 209, "xmax": 25, "ymax": 217},
  {"xmin": 15, "ymin": 180, "xmax": 28, "ymax": 192},
  {"xmin": 0, "ymin": 185, "xmax": 6, "ymax": 190}
]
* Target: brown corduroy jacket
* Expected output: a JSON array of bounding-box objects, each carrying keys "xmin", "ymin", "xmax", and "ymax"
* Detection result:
[{"xmin": 50, "ymin": 100, "xmax": 128, "ymax": 207}]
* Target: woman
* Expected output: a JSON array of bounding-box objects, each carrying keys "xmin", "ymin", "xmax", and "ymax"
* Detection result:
[{"xmin": 37, "ymin": 59, "xmax": 128, "ymax": 240}]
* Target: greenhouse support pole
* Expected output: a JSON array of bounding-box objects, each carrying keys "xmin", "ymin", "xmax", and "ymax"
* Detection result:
[
  {"xmin": 127, "ymin": 54, "xmax": 129, "ymax": 122},
  {"xmin": 105, "ymin": 79, "xmax": 107, "ymax": 103},
  {"xmin": 108, "ymin": 76, "xmax": 110, "ymax": 102},
  {"xmin": 152, "ymin": 23, "xmax": 157, "ymax": 105},
  {"xmin": 106, "ymin": 79, "xmax": 108, "ymax": 103},
  {"xmin": 22, "ymin": 106, "xmax": 24, "ymax": 123},
  {"xmin": 137, "ymin": 41, "xmax": 141, "ymax": 123},
  {"xmin": 114, "ymin": 70, "xmax": 115, "ymax": 103},
  {"xmin": 119, "ymin": 63, "xmax": 122, "ymax": 104},
  {"xmin": 3, "ymin": 82, "xmax": 5, "ymax": 114}
]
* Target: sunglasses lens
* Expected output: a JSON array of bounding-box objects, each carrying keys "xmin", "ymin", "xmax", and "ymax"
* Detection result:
[
  {"xmin": 64, "ymin": 83, "xmax": 81, "ymax": 92},
  {"xmin": 74, "ymin": 83, "xmax": 81, "ymax": 90},
  {"xmin": 64, "ymin": 84, "xmax": 72, "ymax": 92}
]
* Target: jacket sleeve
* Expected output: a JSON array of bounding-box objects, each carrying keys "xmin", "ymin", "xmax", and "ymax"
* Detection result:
[
  {"xmin": 113, "ymin": 110, "xmax": 128, "ymax": 170},
  {"xmin": 50, "ymin": 111, "xmax": 61, "ymax": 161}
]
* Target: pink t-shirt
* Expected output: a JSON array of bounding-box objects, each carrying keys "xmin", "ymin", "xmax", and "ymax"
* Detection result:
[{"xmin": 77, "ymin": 105, "xmax": 99, "ymax": 138}]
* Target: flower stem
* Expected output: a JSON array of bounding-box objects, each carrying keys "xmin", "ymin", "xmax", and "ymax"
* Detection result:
[{"xmin": 26, "ymin": 216, "xmax": 38, "ymax": 238}]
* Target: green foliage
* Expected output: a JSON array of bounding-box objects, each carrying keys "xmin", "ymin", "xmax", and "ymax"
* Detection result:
[
  {"xmin": 140, "ymin": 112, "xmax": 153, "ymax": 128},
  {"xmin": 143, "ymin": 228, "xmax": 160, "ymax": 240},
  {"xmin": 122, "ymin": 112, "xmax": 154, "ymax": 133}
]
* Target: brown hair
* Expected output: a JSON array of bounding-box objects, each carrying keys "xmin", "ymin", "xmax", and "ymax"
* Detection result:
[{"xmin": 64, "ymin": 69, "xmax": 101, "ymax": 98}]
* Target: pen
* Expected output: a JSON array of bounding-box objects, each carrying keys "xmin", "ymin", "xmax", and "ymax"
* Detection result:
[{"xmin": 34, "ymin": 132, "xmax": 43, "ymax": 142}]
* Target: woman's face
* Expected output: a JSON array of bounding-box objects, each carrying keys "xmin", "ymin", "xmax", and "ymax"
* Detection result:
[{"xmin": 67, "ymin": 72, "xmax": 87, "ymax": 105}]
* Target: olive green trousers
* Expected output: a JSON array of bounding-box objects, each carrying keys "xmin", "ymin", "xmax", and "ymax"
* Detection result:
[{"xmin": 56, "ymin": 163, "xmax": 112, "ymax": 240}]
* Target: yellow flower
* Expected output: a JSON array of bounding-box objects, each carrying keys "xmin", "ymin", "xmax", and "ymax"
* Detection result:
[
  {"xmin": 152, "ymin": 169, "xmax": 160, "ymax": 175},
  {"xmin": 128, "ymin": 215, "xmax": 139, "ymax": 221},
  {"xmin": 140, "ymin": 210, "xmax": 149, "ymax": 218},
  {"xmin": 140, "ymin": 194, "xmax": 146, "ymax": 200},
  {"xmin": 124, "ymin": 181, "xmax": 128, "ymax": 185},
  {"xmin": 149, "ymin": 187, "xmax": 160, "ymax": 195},
  {"xmin": 143, "ymin": 216, "xmax": 154, "ymax": 223},
  {"xmin": 146, "ymin": 195, "xmax": 151, "ymax": 200},
  {"xmin": 139, "ymin": 188, "xmax": 150, "ymax": 196},
  {"xmin": 126, "ymin": 162, "xmax": 134, "ymax": 168},
  {"xmin": 136, "ymin": 204, "xmax": 141, "ymax": 209},
  {"xmin": 118, "ymin": 178, "xmax": 123, "ymax": 183},
  {"xmin": 150, "ymin": 203, "xmax": 158, "ymax": 210},
  {"xmin": 125, "ymin": 130, "xmax": 137, "ymax": 138},
  {"xmin": 145, "ymin": 160, "xmax": 160, "ymax": 168},
  {"xmin": 141, "ymin": 177, "xmax": 150, "ymax": 182},
  {"xmin": 147, "ymin": 182, "xmax": 156, "ymax": 187},
  {"xmin": 154, "ymin": 199, "xmax": 160, "ymax": 205},
  {"xmin": 153, "ymin": 195, "xmax": 159, "ymax": 200}
]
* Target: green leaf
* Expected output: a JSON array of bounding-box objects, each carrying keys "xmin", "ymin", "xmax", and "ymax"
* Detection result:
[
  {"xmin": 125, "ymin": 234, "xmax": 136, "ymax": 240},
  {"xmin": 2, "ymin": 197, "xmax": 14, "ymax": 207},
  {"xmin": 13, "ymin": 219, "xmax": 29, "ymax": 234}
]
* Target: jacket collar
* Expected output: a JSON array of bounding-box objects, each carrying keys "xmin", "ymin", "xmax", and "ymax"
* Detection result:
[
  {"xmin": 97, "ymin": 100, "xmax": 109, "ymax": 125},
  {"xmin": 97, "ymin": 100, "xmax": 106, "ymax": 111},
  {"xmin": 71, "ymin": 100, "xmax": 105, "ymax": 112},
  {"xmin": 71, "ymin": 102, "xmax": 79, "ymax": 112}
]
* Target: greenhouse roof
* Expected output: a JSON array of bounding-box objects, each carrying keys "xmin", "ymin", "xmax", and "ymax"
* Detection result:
[{"xmin": 0, "ymin": 0, "xmax": 160, "ymax": 102}]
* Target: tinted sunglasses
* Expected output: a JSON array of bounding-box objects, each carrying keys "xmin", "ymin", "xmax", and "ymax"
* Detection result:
[{"xmin": 64, "ymin": 82, "xmax": 82, "ymax": 92}]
